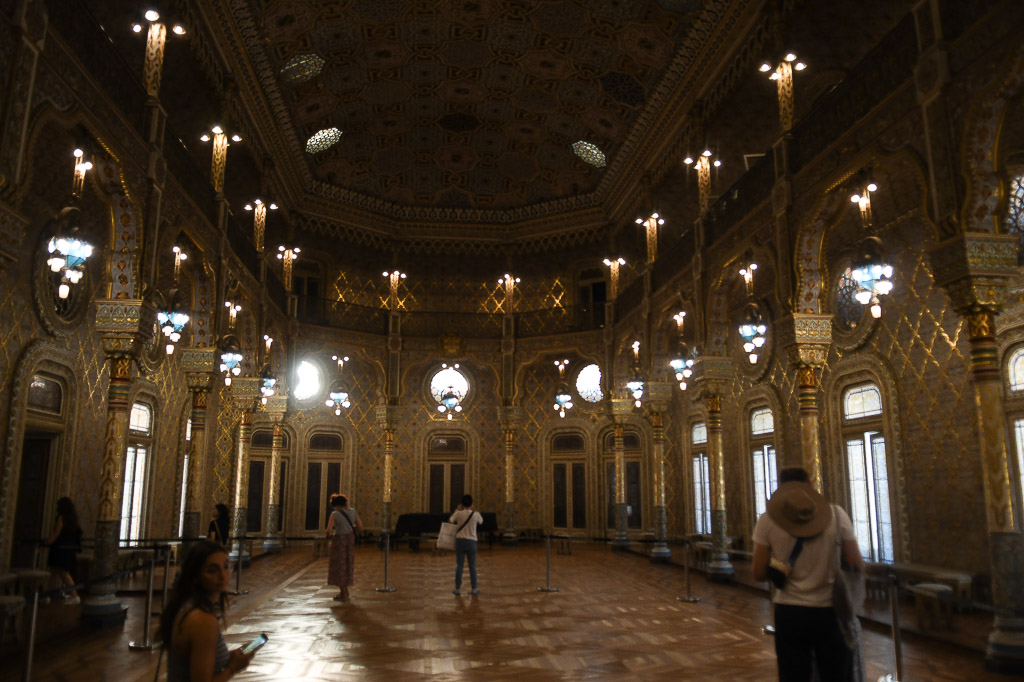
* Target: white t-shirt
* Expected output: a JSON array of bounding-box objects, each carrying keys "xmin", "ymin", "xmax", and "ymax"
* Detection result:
[
  {"xmin": 752, "ymin": 504, "xmax": 855, "ymax": 607},
  {"xmin": 448, "ymin": 509, "xmax": 483, "ymax": 542}
]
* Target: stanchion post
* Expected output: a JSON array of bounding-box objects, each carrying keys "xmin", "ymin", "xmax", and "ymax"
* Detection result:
[
  {"xmin": 229, "ymin": 543, "xmax": 248, "ymax": 596},
  {"xmin": 677, "ymin": 539, "xmax": 700, "ymax": 604},
  {"xmin": 376, "ymin": 532, "xmax": 397, "ymax": 593},
  {"xmin": 537, "ymin": 534, "xmax": 559, "ymax": 593},
  {"xmin": 160, "ymin": 544, "xmax": 172, "ymax": 610},
  {"xmin": 878, "ymin": 573, "xmax": 903, "ymax": 682},
  {"xmin": 23, "ymin": 589, "xmax": 39, "ymax": 682},
  {"xmin": 130, "ymin": 551, "xmax": 160, "ymax": 650}
]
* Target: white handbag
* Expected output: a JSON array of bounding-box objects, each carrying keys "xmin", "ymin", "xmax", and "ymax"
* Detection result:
[{"xmin": 437, "ymin": 512, "xmax": 475, "ymax": 551}]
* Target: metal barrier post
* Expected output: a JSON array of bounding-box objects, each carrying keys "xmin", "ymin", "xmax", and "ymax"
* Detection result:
[
  {"xmin": 130, "ymin": 551, "xmax": 160, "ymax": 650},
  {"xmin": 160, "ymin": 544, "xmax": 172, "ymax": 610},
  {"xmin": 537, "ymin": 535, "xmax": 559, "ymax": 593},
  {"xmin": 23, "ymin": 589, "xmax": 39, "ymax": 682},
  {"xmin": 376, "ymin": 533, "xmax": 397, "ymax": 593},
  {"xmin": 229, "ymin": 540, "xmax": 248, "ymax": 596},
  {"xmin": 878, "ymin": 574, "xmax": 903, "ymax": 682},
  {"xmin": 677, "ymin": 539, "xmax": 700, "ymax": 604}
]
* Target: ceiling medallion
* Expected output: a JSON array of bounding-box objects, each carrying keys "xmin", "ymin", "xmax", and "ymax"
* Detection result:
[
  {"xmin": 306, "ymin": 127, "xmax": 342, "ymax": 154},
  {"xmin": 571, "ymin": 140, "xmax": 607, "ymax": 168},
  {"xmin": 280, "ymin": 53, "xmax": 325, "ymax": 84}
]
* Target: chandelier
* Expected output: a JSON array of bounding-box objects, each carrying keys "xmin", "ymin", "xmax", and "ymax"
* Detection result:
[
  {"xmin": 553, "ymin": 359, "xmax": 573, "ymax": 418},
  {"xmin": 850, "ymin": 236, "xmax": 893, "ymax": 320},
  {"xmin": 325, "ymin": 380, "xmax": 351, "ymax": 415},
  {"xmin": 157, "ymin": 246, "xmax": 190, "ymax": 354},
  {"xmin": 669, "ymin": 312, "xmax": 695, "ymax": 390},
  {"xmin": 218, "ymin": 335, "xmax": 243, "ymax": 386},
  {"xmin": 436, "ymin": 363, "xmax": 464, "ymax": 420},
  {"xmin": 259, "ymin": 365, "xmax": 277, "ymax": 405},
  {"xmin": 737, "ymin": 257, "xmax": 766, "ymax": 364},
  {"xmin": 47, "ymin": 149, "xmax": 96, "ymax": 299},
  {"xmin": 626, "ymin": 341, "xmax": 644, "ymax": 408}
]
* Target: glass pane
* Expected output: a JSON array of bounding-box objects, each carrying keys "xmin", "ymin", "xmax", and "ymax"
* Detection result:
[
  {"xmin": 304, "ymin": 463, "xmax": 322, "ymax": 531},
  {"xmin": 327, "ymin": 462, "xmax": 342, "ymax": 502},
  {"xmin": 846, "ymin": 438, "xmax": 872, "ymax": 561},
  {"xmin": 691, "ymin": 423, "xmax": 707, "ymax": 445},
  {"xmin": 626, "ymin": 461, "xmax": 641, "ymax": 529},
  {"xmin": 278, "ymin": 461, "xmax": 287, "ymax": 533},
  {"xmin": 692, "ymin": 456, "xmax": 704, "ymax": 534},
  {"xmin": 606, "ymin": 462, "xmax": 616, "ymax": 529},
  {"xmin": 843, "ymin": 384, "xmax": 882, "ymax": 419},
  {"xmin": 553, "ymin": 463, "xmax": 568, "ymax": 528},
  {"xmin": 552, "ymin": 434, "xmax": 584, "ymax": 451},
  {"xmin": 750, "ymin": 408, "xmax": 774, "ymax": 435},
  {"xmin": 430, "ymin": 366, "xmax": 470, "ymax": 405},
  {"xmin": 1017, "ymin": 419, "xmax": 1024, "ymax": 519},
  {"xmin": 449, "ymin": 464, "xmax": 465, "ymax": 513},
  {"xmin": 701, "ymin": 456, "xmax": 711, "ymax": 534},
  {"xmin": 871, "ymin": 435, "xmax": 894, "ymax": 563},
  {"xmin": 309, "ymin": 433, "xmax": 342, "ymax": 450},
  {"xmin": 178, "ymin": 454, "xmax": 189, "ymax": 537},
  {"xmin": 185, "ymin": 418, "xmax": 192, "ymax": 442},
  {"xmin": 623, "ymin": 433, "xmax": 640, "ymax": 450},
  {"xmin": 120, "ymin": 446, "xmax": 137, "ymax": 543},
  {"xmin": 27, "ymin": 375, "xmax": 62, "ymax": 413},
  {"xmin": 576, "ymin": 363, "xmax": 604, "ymax": 402},
  {"xmin": 1010, "ymin": 348, "xmax": 1024, "ymax": 391},
  {"xmin": 129, "ymin": 403, "xmax": 152, "ymax": 434},
  {"xmin": 429, "ymin": 436, "xmax": 466, "ymax": 454},
  {"xmin": 429, "ymin": 464, "xmax": 445, "ymax": 515},
  {"xmin": 293, "ymin": 361, "xmax": 322, "ymax": 401},
  {"xmin": 572, "ymin": 463, "xmax": 587, "ymax": 529},
  {"xmin": 247, "ymin": 461, "xmax": 265, "ymax": 533}
]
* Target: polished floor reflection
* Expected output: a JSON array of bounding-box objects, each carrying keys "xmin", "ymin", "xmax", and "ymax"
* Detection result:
[{"xmin": 1, "ymin": 543, "xmax": 1003, "ymax": 681}]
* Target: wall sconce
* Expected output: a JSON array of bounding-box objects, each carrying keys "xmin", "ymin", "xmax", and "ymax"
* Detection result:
[
  {"xmin": 71, "ymin": 147, "xmax": 93, "ymax": 200},
  {"xmin": 383, "ymin": 270, "xmax": 407, "ymax": 311},
  {"xmin": 626, "ymin": 341, "xmax": 644, "ymax": 408},
  {"xmin": 635, "ymin": 214, "xmax": 664, "ymax": 265},
  {"xmin": 132, "ymin": 9, "xmax": 186, "ymax": 98},
  {"xmin": 218, "ymin": 334, "xmax": 243, "ymax": 386},
  {"xmin": 603, "ymin": 257, "xmax": 626, "ymax": 301},
  {"xmin": 276, "ymin": 245, "xmax": 300, "ymax": 292},
  {"xmin": 737, "ymin": 256, "xmax": 766, "ymax": 364},
  {"xmin": 224, "ymin": 300, "xmax": 241, "ymax": 330},
  {"xmin": 199, "ymin": 125, "xmax": 242, "ymax": 193},
  {"xmin": 325, "ymin": 380, "xmax": 351, "ymax": 415},
  {"xmin": 259, "ymin": 364, "xmax": 277, "ymax": 405},
  {"xmin": 553, "ymin": 359, "xmax": 573, "ymax": 418},
  {"xmin": 683, "ymin": 148, "xmax": 721, "ymax": 214},
  {"xmin": 498, "ymin": 273, "xmax": 521, "ymax": 313},
  {"xmin": 158, "ymin": 246, "xmax": 190, "ymax": 354},
  {"xmin": 263, "ymin": 334, "xmax": 273, "ymax": 355},
  {"xmin": 436, "ymin": 362, "xmax": 464, "ymax": 420},
  {"xmin": 47, "ymin": 149, "xmax": 95, "ymax": 300},
  {"xmin": 244, "ymin": 199, "xmax": 277, "ymax": 252},
  {"xmin": 669, "ymin": 312, "xmax": 695, "ymax": 390},
  {"xmin": 759, "ymin": 52, "xmax": 806, "ymax": 131},
  {"xmin": 332, "ymin": 354, "xmax": 348, "ymax": 370}
]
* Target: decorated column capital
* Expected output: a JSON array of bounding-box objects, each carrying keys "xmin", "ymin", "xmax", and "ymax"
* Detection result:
[
  {"xmin": 692, "ymin": 355, "xmax": 733, "ymax": 399},
  {"xmin": 375, "ymin": 404, "xmax": 401, "ymax": 430},
  {"xmin": 645, "ymin": 381, "xmax": 673, "ymax": 414},
  {"xmin": 95, "ymin": 298, "xmax": 157, "ymax": 357},
  {"xmin": 498, "ymin": 405, "xmax": 522, "ymax": 432},
  {"xmin": 608, "ymin": 397, "xmax": 634, "ymax": 424},
  {"xmin": 776, "ymin": 313, "xmax": 832, "ymax": 366},
  {"xmin": 229, "ymin": 376, "xmax": 260, "ymax": 408},
  {"xmin": 929, "ymin": 232, "xmax": 1017, "ymax": 315}
]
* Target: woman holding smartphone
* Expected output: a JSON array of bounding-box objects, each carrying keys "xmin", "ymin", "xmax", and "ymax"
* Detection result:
[{"xmin": 160, "ymin": 540, "xmax": 255, "ymax": 681}]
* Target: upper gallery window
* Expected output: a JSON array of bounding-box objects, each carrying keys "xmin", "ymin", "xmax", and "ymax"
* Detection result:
[
  {"xmin": 843, "ymin": 383, "xmax": 882, "ymax": 419},
  {"xmin": 1008, "ymin": 347, "xmax": 1024, "ymax": 392},
  {"xmin": 575, "ymin": 363, "xmax": 604, "ymax": 403},
  {"xmin": 293, "ymin": 361, "xmax": 322, "ymax": 401}
]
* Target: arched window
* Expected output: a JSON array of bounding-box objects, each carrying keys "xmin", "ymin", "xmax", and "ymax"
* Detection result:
[
  {"xmin": 27, "ymin": 375, "xmax": 63, "ymax": 414},
  {"xmin": 1008, "ymin": 347, "xmax": 1024, "ymax": 392},
  {"xmin": 305, "ymin": 432, "xmax": 342, "ymax": 532},
  {"xmin": 121, "ymin": 402, "xmax": 153, "ymax": 544},
  {"xmin": 1007, "ymin": 175, "xmax": 1024, "ymax": 236},
  {"xmin": 750, "ymin": 407, "xmax": 777, "ymax": 519},
  {"xmin": 293, "ymin": 360, "xmax": 322, "ymax": 401},
  {"xmin": 842, "ymin": 382, "xmax": 893, "ymax": 563},
  {"xmin": 575, "ymin": 363, "xmax": 604, "ymax": 403},
  {"xmin": 691, "ymin": 422, "xmax": 711, "ymax": 535},
  {"xmin": 1005, "ymin": 345, "xmax": 1024, "ymax": 525},
  {"xmin": 551, "ymin": 432, "xmax": 587, "ymax": 531}
]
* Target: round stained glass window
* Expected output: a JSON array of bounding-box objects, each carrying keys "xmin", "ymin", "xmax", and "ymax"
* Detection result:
[
  {"xmin": 280, "ymin": 53, "xmax": 325, "ymax": 84},
  {"xmin": 430, "ymin": 365, "xmax": 469, "ymax": 405},
  {"xmin": 306, "ymin": 127, "xmax": 342, "ymax": 154},
  {"xmin": 575, "ymin": 363, "xmax": 604, "ymax": 403},
  {"xmin": 835, "ymin": 268, "xmax": 864, "ymax": 332},
  {"xmin": 293, "ymin": 360, "xmax": 322, "ymax": 401}
]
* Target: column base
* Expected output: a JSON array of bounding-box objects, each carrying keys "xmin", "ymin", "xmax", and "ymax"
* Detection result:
[
  {"xmin": 707, "ymin": 556, "xmax": 735, "ymax": 581},
  {"xmin": 263, "ymin": 505, "xmax": 281, "ymax": 553},
  {"xmin": 986, "ymin": 620, "xmax": 1024, "ymax": 674},
  {"xmin": 503, "ymin": 501, "xmax": 516, "ymax": 545},
  {"xmin": 649, "ymin": 543, "xmax": 672, "ymax": 563},
  {"xmin": 81, "ymin": 595, "xmax": 127, "ymax": 628},
  {"xmin": 262, "ymin": 534, "xmax": 282, "ymax": 554},
  {"xmin": 611, "ymin": 534, "xmax": 630, "ymax": 551},
  {"xmin": 501, "ymin": 533, "xmax": 519, "ymax": 546},
  {"xmin": 613, "ymin": 502, "xmax": 629, "ymax": 550},
  {"xmin": 651, "ymin": 506, "xmax": 670, "ymax": 562}
]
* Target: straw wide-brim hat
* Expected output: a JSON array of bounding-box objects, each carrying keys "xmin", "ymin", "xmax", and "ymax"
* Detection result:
[{"xmin": 766, "ymin": 482, "xmax": 830, "ymax": 538}]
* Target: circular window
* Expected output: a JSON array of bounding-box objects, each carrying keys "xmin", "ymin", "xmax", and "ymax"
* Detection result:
[
  {"xmin": 430, "ymin": 364, "xmax": 469, "ymax": 407},
  {"xmin": 575, "ymin": 363, "xmax": 604, "ymax": 403},
  {"xmin": 292, "ymin": 360, "xmax": 322, "ymax": 401}
]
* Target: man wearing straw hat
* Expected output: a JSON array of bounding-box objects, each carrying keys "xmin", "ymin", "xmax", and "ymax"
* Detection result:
[{"xmin": 752, "ymin": 467, "xmax": 865, "ymax": 681}]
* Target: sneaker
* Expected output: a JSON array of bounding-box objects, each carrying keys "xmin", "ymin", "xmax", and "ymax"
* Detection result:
[
  {"xmin": 470, "ymin": 589, "xmax": 480, "ymax": 595},
  {"xmin": 452, "ymin": 590, "xmax": 461, "ymax": 596}
]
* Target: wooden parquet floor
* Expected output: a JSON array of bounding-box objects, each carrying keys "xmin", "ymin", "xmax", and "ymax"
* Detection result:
[{"xmin": 0, "ymin": 544, "xmax": 1009, "ymax": 681}]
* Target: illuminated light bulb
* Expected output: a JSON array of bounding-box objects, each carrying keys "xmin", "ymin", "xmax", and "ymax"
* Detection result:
[
  {"xmin": 795, "ymin": 62, "xmax": 806, "ymax": 71},
  {"xmin": 200, "ymin": 134, "xmax": 210, "ymax": 142},
  {"xmin": 679, "ymin": 381, "xmax": 687, "ymax": 390},
  {"xmin": 145, "ymin": 10, "xmax": 159, "ymax": 22},
  {"xmin": 851, "ymin": 194, "xmax": 861, "ymax": 203},
  {"xmin": 785, "ymin": 53, "xmax": 797, "ymax": 62},
  {"xmin": 713, "ymin": 159, "xmax": 722, "ymax": 167},
  {"xmin": 74, "ymin": 148, "xmax": 84, "ymax": 158},
  {"xmin": 133, "ymin": 23, "xmax": 143, "ymax": 32},
  {"xmin": 232, "ymin": 366, "xmax": 241, "ymax": 376},
  {"xmin": 702, "ymin": 149, "xmax": 712, "ymax": 157},
  {"xmin": 759, "ymin": 62, "xmax": 771, "ymax": 72},
  {"xmin": 855, "ymin": 289, "xmax": 872, "ymax": 305},
  {"xmin": 225, "ymin": 376, "xmax": 232, "ymax": 386},
  {"xmin": 172, "ymin": 24, "xmax": 186, "ymax": 35},
  {"xmin": 437, "ymin": 405, "xmax": 445, "ymax": 413},
  {"xmin": 212, "ymin": 125, "xmax": 223, "ymax": 135},
  {"xmin": 770, "ymin": 72, "xmax": 780, "ymax": 81},
  {"xmin": 231, "ymin": 134, "xmax": 242, "ymax": 142},
  {"xmin": 684, "ymin": 156, "xmax": 693, "ymax": 165},
  {"xmin": 166, "ymin": 344, "xmax": 175, "ymax": 355},
  {"xmin": 749, "ymin": 353, "xmax": 758, "ymax": 364},
  {"xmin": 867, "ymin": 182, "xmax": 877, "ymax": 192},
  {"xmin": 58, "ymin": 283, "xmax": 70, "ymax": 299}
]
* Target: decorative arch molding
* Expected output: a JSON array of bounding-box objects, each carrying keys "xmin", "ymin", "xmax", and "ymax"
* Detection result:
[
  {"xmin": 0, "ymin": 340, "xmax": 83, "ymax": 565},
  {"xmin": 703, "ymin": 245, "xmax": 776, "ymax": 358},
  {"xmin": 290, "ymin": 416, "xmax": 357, "ymax": 505},
  {"xmin": 961, "ymin": 41, "xmax": 1024, "ymax": 234},
  {"xmin": 536, "ymin": 418, "xmax": 600, "ymax": 532},
  {"xmin": 413, "ymin": 420, "xmax": 482, "ymax": 511},
  {"xmin": 822, "ymin": 352, "xmax": 910, "ymax": 562},
  {"xmin": 190, "ymin": 258, "xmax": 216, "ymax": 350}
]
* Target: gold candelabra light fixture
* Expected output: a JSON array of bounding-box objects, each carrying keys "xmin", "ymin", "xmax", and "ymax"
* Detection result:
[
  {"xmin": 846, "ymin": 171, "xmax": 891, "ymax": 319},
  {"xmin": 158, "ymin": 245, "xmax": 190, "ymax": 355},
  {"xmin": 47, "ymin": 148, "xmax": 95, "ymax": 300},
  {"xmin": 669, "ymin": 311, "xmax": 695, "ymax": 390},
  {"xmin": 635, "ymin": 213, "xmax": 664, "ymax": 265},
  {"xmin": 244, "ymin": 199, "xmax": 277, "ymax": 252},
  {"xmin": 263, "ymin": 334, "xmax": 273, "ymax": 355},
  {"xmin": 626, "ymin": 341, "xmax": 644, "ymax": 408},
  {"xmin": 326, "ymin": 355, "xmax": 352, "ymax": 415},
  {"xmin": 132, "ymin": 9, "xmax": 186, "ymax": 98},
  {"xmin": 276, "ymin": 245, "xmax": 300, "ymax": 292},
  {"xmin": 737, "ymin": 256, "xmax": 767, "ymax": 364},
  {"xmin": 224, "ymin": 300, "xmax": 241, "ymax": 330},
  {"xmin": 199, "ymin": 126, "xmax": 241, "ymax": 193},
  {"xmin": 171, "ymin": 244, "xmax": 187, "ymax": 281},
  {"xmin": 759, "ymin": 52, "xmax": 806, "ymax": 132},
  {"xmin": 849, "ymin": 171, "xmax": 878, "ymax": 229},
  {"xmin": 553, "ymin": 359, "xmax": 573, "ymax": 418},
  {"xmin": 683, "ymin": 149, "xmax": 722, "ymax": 214},
  {"xmin": 602, "ymin": 257, "xmax": 626, "ymax": 300},
  {"xmin": 332, "ymin": 354, "xmax": 348, "ymax": 370},
  {"xmin": 383, "ymin": 270, "xmax": 407, "ymax": 311},
  {"xmin": 71, "ymin": 147, "xmax": 93, "ymax": 199},
  {"xmin": 498, "ymin": 273, "xmax": 521, "ymax": 313}
]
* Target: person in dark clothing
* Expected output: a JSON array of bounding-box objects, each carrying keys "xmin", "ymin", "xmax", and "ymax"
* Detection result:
[
  {"xmin": 46, "ymin": 496, "xmax": 83, "ymax": 603},
  {"xmin": 208, "ymin": 504, "xmax": 231, "ymax": 547}
]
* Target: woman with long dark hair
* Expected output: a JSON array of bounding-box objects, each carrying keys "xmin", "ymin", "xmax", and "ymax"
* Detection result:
[
  {"xmin": 46, "ymin": 496, "xmax": 82, "ymax": 603},
  {"xmin": 208, "ymin": 503, "xmax": 231, "ymax": 547},
  {"xmin": 326, "ymin": 493, "xmax": 361, "ymax": 601},
  {"xmin": 160, "ymin": 540, "xmax": 254, "ymax": 681}
]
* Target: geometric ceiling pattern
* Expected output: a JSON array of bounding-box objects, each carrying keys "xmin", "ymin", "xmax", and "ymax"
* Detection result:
[{"xmin": 252, "ymin": 0, "xmax": 708, "ymax": 210}]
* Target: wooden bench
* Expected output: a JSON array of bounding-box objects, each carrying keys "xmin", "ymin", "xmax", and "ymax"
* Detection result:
[{"xmin": 866, "ymin": 561, "xmax": 972, "ymax": 610}]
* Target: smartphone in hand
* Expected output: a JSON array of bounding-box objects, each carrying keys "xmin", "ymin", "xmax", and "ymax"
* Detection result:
[{"xmin": 241, "ymin": 633, "xmax": 268, "ymax": 655}]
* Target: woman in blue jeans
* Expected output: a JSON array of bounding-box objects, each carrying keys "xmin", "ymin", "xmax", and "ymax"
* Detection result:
[{"xmin": 449, "ymin": 494, "xmax": 483, "ymax": 595}]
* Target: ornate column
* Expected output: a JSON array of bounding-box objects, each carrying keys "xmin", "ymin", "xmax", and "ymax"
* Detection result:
[
  {"xmin": 694, "ymin": 356, "xmax": 734, "ymax": 579},
  {"xmin": 777, "ymin": 314, "xmax": 831, "ymax": 490},
  {"xmin": 181, "ymin": 349, "xmax": 215, "ymax": 549},
  {"xmin": 376, "ymin": 406, "xmax": 400, "ymax": 534},
  {"xmin": 84, "ymin": 299, "xmax": 152, "ymax": 626},
  {"xmin": 263, "ymin": 395, "xmax": 288, "ymax": 553},
  {"xmin": 224, "ymin": 377, "xmax": 257, "ymax": 559},
  {"xmin": 498, "ymin": 406, "xmax": 521, "ymax": 545},
  {"xmin": 609, "ymin": 398, "xmax": 632, "ymax": 550},
  {"xmin": 931, "ymin": 232, "xmax": 1024, "ymax": 672},
  {"xmin": 646, "ymin": 381, "xmax": 672, "ymax": 562}
]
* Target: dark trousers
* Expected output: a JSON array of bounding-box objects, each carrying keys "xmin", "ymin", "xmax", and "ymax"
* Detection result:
[
  {"xmin": 454, "ymin": 538, "xmax": 478, "ymax": 590},
  {"xmin": 774, "ymin": 603, "xmax": 851, "ymax": 682}
]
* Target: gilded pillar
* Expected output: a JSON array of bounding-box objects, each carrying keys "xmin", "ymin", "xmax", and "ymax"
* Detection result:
[
  {"xmin": 376, "ymin": 406, "xmax": 399, "ymax": 533},
  {"xmin": 181, "ymin": 349, "xmax": 216, "ymax": 551},
  {"xmin": 694, "ymin": 356, "xmax": 734, "ymax": 579},
  {"xmin": 610, "ymin": 398, "xmax": 632, "ymax": 550},
  {"xmin": 777, "ymin": 314, "xmax": 831, "ymax": 490},
  {"xmin": 223, "ymin": 377, "xmax": 257, "ymax": 559},
  {"xmin": 499, "ymin": 406, "xmax": 521, "ymax": 545},
  {"xmin": 647, "ymin": 382, "xmax": 672, "ymax": 562},
  {"xmin": 264, "ymin": 395, "xmax": 288, "ymax": 552},
  {"xmin": 931, "ymin": 232, "xmax": 1024, "ymax": 672}
]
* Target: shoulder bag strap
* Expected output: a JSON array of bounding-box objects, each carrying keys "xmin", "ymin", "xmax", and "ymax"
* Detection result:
[
  {"xmin": 338, "ymin": 510, "xmax": 354, "ymax": 532},
  {"xmin": 457, "ymin": 511, "xmax": 475, "ymax": 533}
]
